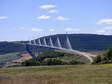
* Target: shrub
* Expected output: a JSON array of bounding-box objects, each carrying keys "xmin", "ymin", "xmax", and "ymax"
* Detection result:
[
  {"xmin": 42, "ymin": 58, "xmax": 65, "ymax": 65},
  {"xmin": 93, "ymin": 48, "xmax": 112, "ymax": 64},
  {"xmin": 22, "ymin": 59, "xmax": 41, "ymax": 66},
  {"xmin": 69, "ymin": 60, "xmax": 85, "ymax": 65},
  {"xmin": 92, "ymin": 55, "xmax": 102, "ymax": 64},
  {"xmin": 36, "ymin": 51, "xmax": 65, "ymax": 62},
  {"xmin": 104, "ymin": 48, "xmax": 112, "ymax": 62}
]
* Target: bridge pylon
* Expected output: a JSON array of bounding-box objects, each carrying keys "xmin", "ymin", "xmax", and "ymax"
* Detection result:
[
  {"xmin": 49, "ymin": 37, "xmax": 54, "ymax": 47},
  {"xmin": 43, "ymin": 38, "xmax": 47, "ymax": 46},
  {"xmin": 66, "ymin": 35, "xmax": 72, "ymax": 50},
  {"xmin": 56, "ymin": 36, "xmax": 62, "ymax": 49},
  {"xmin": 38, "ymin": 39, "xmax": 42, "ymax": 46},
  {"xmin": 33, "ymin": 39, "xmax": 37, "ymax": 45},
  {"xmin": 28, "ymin": 40, "xmax": 32, "ymax": 45}
]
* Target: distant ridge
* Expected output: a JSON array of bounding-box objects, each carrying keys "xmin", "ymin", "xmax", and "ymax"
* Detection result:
[
  {"xmin": 0, "ymin": 34, "xmax": 112, "ymax": 54},
  {"xmin": 37, "ymin": 34, "xmax": 112, "ymax": 51}
]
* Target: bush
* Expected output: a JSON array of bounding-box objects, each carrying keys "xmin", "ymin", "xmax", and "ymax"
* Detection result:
[
  {"xmin": 92, "ymin": 55, "xmax": 102, "ymax": 64},
  {"xmin": 22, "ymin": 50, "xmax": 87, "ymax": 66},
  {"xmin": 104, "ymin": 48, "xmax": 112, "ymax": 62},
  {"xmin": 93, "ymin": 48, "xmax": 112, "ymax": 64},
  {"xmin": 42, "ymin": 58, "xmax": 65, "ymax": 65},
  {"xmin": 36, "ymin": 51, "xmax": 66, "ymax": 62},
  {"xmin": 69, "ymin": 60, "xmax": 85, "ymax": 65},
  {"xmin": 22, "ymin": 59, "xmax": 41, "ymax": 66}
]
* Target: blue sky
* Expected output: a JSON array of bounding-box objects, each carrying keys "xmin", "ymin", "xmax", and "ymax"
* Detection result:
[{"xmin": 0, "ymin": 0, "xmax": 112, "ymax": 41}]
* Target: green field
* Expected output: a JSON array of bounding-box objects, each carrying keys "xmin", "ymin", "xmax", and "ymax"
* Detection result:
[
  {"xmin": 0, "ymin": 65, "xmax": 112, "ymax": 84},
  {"xmin": 56, "ymin": 50, "xmax": 90, "ymax": 63},
  {"xmin": 0, "ymin": 53, "xmax": 21, "ymax": 67}
]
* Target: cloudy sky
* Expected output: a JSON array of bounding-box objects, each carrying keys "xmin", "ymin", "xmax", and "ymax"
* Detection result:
[{"xmin": 0, "ymin": 0, "xmax": 112, "ymax": 41}]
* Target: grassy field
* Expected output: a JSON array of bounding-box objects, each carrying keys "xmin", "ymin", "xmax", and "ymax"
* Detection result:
[
  {"xmin": 54, "ymin": 50, "xmax": 90, "ymax": 63},
  {"xmin": 0, "ymin": 53, "xmax": 21, "ymax": 67},
  {"xmin": 0, "ymin": 65, "xmax": 112, "ymax": 84}
]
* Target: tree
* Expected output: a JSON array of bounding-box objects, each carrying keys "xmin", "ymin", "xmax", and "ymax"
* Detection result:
[
  {"xmin": 42, "ymin": 58, "xmax": 65, "ymax": 65},
  {"xmin": 22, "ymin": 59, "xmax": 41, "ymax": 66},
  {"xmin": 69, "ymin": 60, "xmax": 85, "ymax": 65},
  {"xmin": 103, "ymin": 48, "xmax": 112, "ymax": 63},
  {"xmin": 93, "ymin": 48, "xmax": 112, "ymax": 64},
  {"xmin": 92, "ymin": 55, "xmax": 102, "ymax": 64}
]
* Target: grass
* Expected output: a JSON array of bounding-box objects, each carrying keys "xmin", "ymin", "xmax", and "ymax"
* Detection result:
[
  {"xmin": 0, "ymin": 65, "xmax": 112, "ymax": 84},
  {"xmin": 0, "ymin": 53, "xmax": 21, "ymax": 66},
  {"xmin": 55, "ymin": 50, "xmax": 90, "ymax": 63}
]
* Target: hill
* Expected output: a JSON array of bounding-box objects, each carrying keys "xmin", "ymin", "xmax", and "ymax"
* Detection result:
[
  {"xmin": 0, "ymin": 53, "xmax": 21, "ymax": 67},
  {"xmin": 0, "ymin": 42, "xmax": 26, "ymax": 55},
  {"xmin": 37, "ymin": 34, "xmax": 112, "ymax": 51},
  {"xmin": 22, "ymin": 50, "xmax": 89, "ymax": 67},
  {"xmin": 0, "ymin": 34, "xmax": 112, "ymax": 55}
]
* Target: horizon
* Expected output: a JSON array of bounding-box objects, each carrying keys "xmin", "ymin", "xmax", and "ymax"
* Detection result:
[
  {"xmin": 0, "ymin": 0, "xmax": 112, "ymax": 41},
  {"xmin": 0, "ymin": 33, "xmax": 112, "ymax": 42}
]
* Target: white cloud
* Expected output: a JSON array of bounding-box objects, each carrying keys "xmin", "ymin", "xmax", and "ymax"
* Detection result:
[
  {"xmin": 96, "ymin": 26, "xmax": 112, "ymax": 35},
  {"xmin": 97, "ymin": 19, "xmax": 112, "ymax": 24},
  {"xmin": 31, "ymin": 28, "xmax": 44, "ymax": 32},
  {"xmin": 96, "ymin": 29, "xmax": 111, "ymax": 35},
  {"xmin": 20, "ymin": 27, "xmax": 25, "ymax": 30},
  {"xmin": 48, "ymin": 10, "xmax": 59, "ymax": 14},
  {"xmin": 56, "ymin": 16, "xmax": 69, "ymax": 21},
  {"xmin": 40, "ymin": 4, "xmax": 56, "ymax": 9},
  {"xmin": 73, "ymin": 29, "xmax": 80, "ymax": 31},
  {"xmin": 104, "ymin": 26, "xmax": 112, "ymax": 30},
  {"xmin": 65, "ymin": 28, "xmax": 80, "ymax": 32},
  {"xmin": 36, "ymin": 15, "xmax": 51, "ymax": 20},
  {"xmin": 65, "ymin": 28, "xmax": 73, "ymax": 31},
  {"xmin": 49, "ymin": 28, "xmax": 55, "ymax": 32},
  {"xmin": 96, "ymin": 30, "xmax": 106, "ymax": 34},
  {"xmin": 0, "ymin": 16, "xmax": 8, "ymax": 20}
]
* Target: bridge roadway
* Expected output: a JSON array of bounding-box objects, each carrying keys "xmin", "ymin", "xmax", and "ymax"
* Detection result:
[
  {"xmin": 28, "ymin": 43, "xmax": 97, "ymax": 63},
  {"xmin": 14, "ymin": 42, "xmax": 97, "ymax": 63}
]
